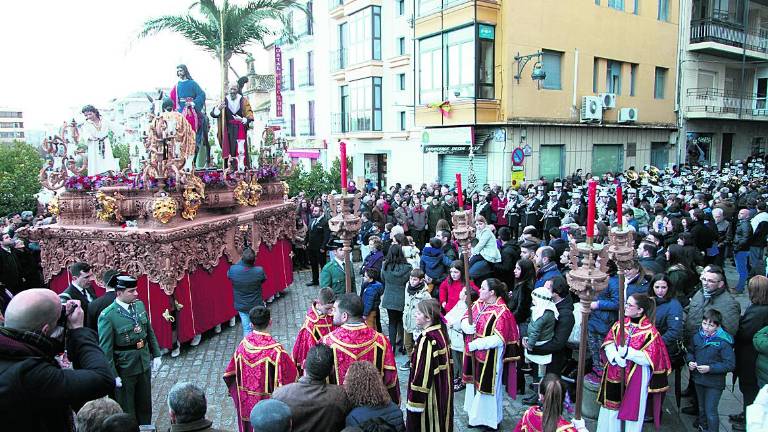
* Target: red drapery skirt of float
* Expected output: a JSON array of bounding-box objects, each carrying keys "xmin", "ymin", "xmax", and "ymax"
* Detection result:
[{"xmin": 49, "ymin": 239, "xmax": 294, "ymax": 349}]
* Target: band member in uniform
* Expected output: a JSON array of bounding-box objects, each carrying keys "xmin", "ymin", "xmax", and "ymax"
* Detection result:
[
  {"xmin": 541, "ymin": 191, "xmax": 563, "ymax": 241},
  {"xmin": 292, "ymin": 287, "xmax": 336, "ymax": 376},
  {"xmin": 223, "ymin": 306, "xmax": 298, "ymax": 432},
  {"xmin": 553, "ymin": 182, "xmax": 569, "ymax": 210},
  {"xmin": 521, "ymin": 188, "xmax": 542, "ymax": 232},
  {"xmin": 563, "ymin": 190, "xmax": 587, "ymax": 226},
  {"xmin": 98, "ymin": 276, "xmax": 162, "ymax": 425},
  {"xmin": 503, "ymin": 190, "xmax": 522, "ymax": 239}
]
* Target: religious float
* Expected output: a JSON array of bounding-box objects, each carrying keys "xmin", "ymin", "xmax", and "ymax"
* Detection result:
[{"xmin": 30, "ymin": 115, "xmax": 296, "ymax": 350}]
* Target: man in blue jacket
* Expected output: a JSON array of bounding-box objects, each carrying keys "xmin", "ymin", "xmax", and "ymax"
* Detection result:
[
  {"xmin": 227, "ymin": 247, "xmax": 266, "ymax": 337},
  {"xmin": 534, "ymin": 246, "xmax": 561, "ymax": 289}
]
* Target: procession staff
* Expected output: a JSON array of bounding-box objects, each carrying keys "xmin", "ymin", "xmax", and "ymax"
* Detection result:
[{"xmin": 98, "ymin": 276, "xmax": 162, "ymax": 425}]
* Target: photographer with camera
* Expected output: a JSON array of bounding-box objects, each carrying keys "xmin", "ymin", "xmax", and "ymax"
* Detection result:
[{"xmin": 0, "ymin": 288, "xmax": 115, "ymax": 431}]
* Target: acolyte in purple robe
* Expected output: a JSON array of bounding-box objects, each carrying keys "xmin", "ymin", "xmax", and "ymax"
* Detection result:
[{"xmin": 406, "ymin": 324, "xmax": 454, "ymax": 432}]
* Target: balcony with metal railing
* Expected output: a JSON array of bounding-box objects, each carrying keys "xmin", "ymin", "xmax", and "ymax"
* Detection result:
[
  {"xmin": 689, "ymin": 19, "xmax": 768, "ymax": 59},
  {"xmin": 685, "ymin": 87, "xmax": 768, "ymax": 120}
]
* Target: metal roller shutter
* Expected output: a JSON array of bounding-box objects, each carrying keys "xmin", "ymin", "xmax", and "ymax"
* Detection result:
[{"xmin": 438, "ymin": 154, "xmax": 488, "ymax": 191}]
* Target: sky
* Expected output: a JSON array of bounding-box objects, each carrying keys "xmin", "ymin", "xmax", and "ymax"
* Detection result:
[{"xmin": 0, "ymin": 0, "xmax": 273, "ymax": 132}]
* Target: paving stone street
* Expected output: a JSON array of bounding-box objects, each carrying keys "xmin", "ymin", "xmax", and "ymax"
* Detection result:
[{"xmin": 148, "ymin": 264, "xmax": 749, "ymax": 432}]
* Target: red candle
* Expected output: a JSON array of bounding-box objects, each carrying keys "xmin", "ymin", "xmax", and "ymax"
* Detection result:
[
  {"xmin": 616, "ymin": 181, "xmax": 623, "ymax": 228},
  {"xmin": 455, "ymin": 173, "xmax": 464, "ymax": 208},
  {"xmin": 586, "ymin": 180, "xmax": 596, "ymax": 239},
  {"xmin": 339, "ymin": 141, "xmax": 347, "ymax": 191}
]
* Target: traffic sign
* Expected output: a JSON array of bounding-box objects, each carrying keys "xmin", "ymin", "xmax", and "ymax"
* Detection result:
[{"xmin": 512, "ymin": 147, "xmax": 525, "ymax": 166}]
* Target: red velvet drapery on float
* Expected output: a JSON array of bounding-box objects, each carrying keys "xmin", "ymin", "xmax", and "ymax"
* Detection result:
[{"xmin": 49, "ymin": 240, "xmax": 294, "ymax": 349}]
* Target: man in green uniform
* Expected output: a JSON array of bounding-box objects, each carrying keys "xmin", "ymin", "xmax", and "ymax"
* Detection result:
[
  {"xmin": 320, "ymin": 239, "xmax": 354, "ymax": 297},
  {"xmin": 98, "ymin": 276, "xmax": 162, "ymax": 425}
]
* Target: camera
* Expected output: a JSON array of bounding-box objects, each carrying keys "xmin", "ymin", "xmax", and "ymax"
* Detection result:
[{"xmin": 57, "ymin": 302, "xmax": 76, "ymax": 328}]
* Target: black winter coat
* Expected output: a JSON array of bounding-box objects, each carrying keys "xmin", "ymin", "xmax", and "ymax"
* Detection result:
[
  {"xmin": 0, "ymin": 327, "xmax": 114, "ymax": 432},
  {"xmin": 735, "ymin": 304, "xmax": 768, "ymax": 386}
]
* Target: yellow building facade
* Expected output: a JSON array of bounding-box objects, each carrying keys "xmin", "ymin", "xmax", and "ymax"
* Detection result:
[{"xmin": 414, "ymin": 0, "xmax": 679, "ymax": 187}]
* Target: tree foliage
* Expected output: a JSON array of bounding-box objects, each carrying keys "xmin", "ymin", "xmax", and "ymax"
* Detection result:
[
  {"xmin": 284, "ymin": 157, "xmax": 345, "ymax": 199},
  {"xmin": 0, "ymin": 142, "xmax": 43, "ymax": 216},
  {"xmin": 138, "ymin": 0, "xmax": 304, "ymax": 85}
]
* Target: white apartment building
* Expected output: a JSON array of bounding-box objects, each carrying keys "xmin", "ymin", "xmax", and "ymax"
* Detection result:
[
  {"xmin": 269, "ymin": 1, "xmax": 331, "ymax": 173},
  {"xmin": 678, "ymin": 0, "xmax": 768, "ymax": 165},
  {"xmin": 270, "ymin": 0, "xmax": 423, "ymax": 189},
  {"xmin": 0, "ymin": 108, "xmax": 25, "ymax": 144},
  {"xmin": 326, "ymin": 0, "xmax": 424, "ymax": 189}
]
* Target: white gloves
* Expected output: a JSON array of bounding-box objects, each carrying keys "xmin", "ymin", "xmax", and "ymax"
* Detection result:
[
  {"xmin": 614, "ymin": 356, "xmax": 627, "ymax": 368},
  {"xmin": 152, "ymin": 357, "xmax": 162, "ymax": 372},
  {"xmin": 460, "ymin": 318, "xmax": 476, "ymax": 335},
  {"xmin": 572, "ymin": 418, "xmax": 589, "ymax": 432},
  {"xmin": 624, "ymin": 347, "xmax": 650, "ymax": 366},
  {"xmin": 616, "ymin": 344, "xmax": 629, "ymax": 359},
  {"xmin": 241, "ymin": 117, "xmax": 248, "ymax": 125},
  {"xmin": 115, "ymin": 377, "xmax": 123, "ymax": 388},
  {"xmin": 467, "ymin": 335, "xmax": 503, "ymax": 352}
]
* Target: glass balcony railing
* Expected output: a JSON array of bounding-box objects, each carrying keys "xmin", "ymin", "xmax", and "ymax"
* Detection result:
[
  {"xmin": 330, "ymin": 48, "xmax": 348, "ymax": 72},
  {"xmin": 331, "ymin": 112, "xmax": 381, "ymax": 134}
]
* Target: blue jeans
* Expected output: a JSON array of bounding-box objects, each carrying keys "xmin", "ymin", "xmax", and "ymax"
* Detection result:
[
  {"xmin": 695, "ymin": 383, "xmax": 722, "ymax": 432},
  {"xmin": 238, "ymin": 311, "xmax": 252, "ymax": 338},
  {"xmin": 750, "ymin": 246, "xmax": 766, "ymax": 277},
  {"xmin": 735, "ymin": 251, "xmax": 749, "ymax": 292}
]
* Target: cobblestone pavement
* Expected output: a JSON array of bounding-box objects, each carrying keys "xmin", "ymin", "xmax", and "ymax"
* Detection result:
[{"xmin": 148, "ymin": 263, "xmax": 748, "ymax": 431}]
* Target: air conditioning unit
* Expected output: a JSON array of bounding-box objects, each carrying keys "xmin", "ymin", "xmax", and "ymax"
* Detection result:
[
  {"xmin": 580, "ymin": 96, "xmax": 603, "ymax": 123},
  {"xmin": 618, "ymin": 107, "xmax": 638, "ymax": 123},
  {"xmin": 600, "ymin": 93, "xmax": 617, "ymax": 109}
]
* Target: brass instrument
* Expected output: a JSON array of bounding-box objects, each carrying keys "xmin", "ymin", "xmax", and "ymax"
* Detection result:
[
  {"xmin": 540, "ymin": 199, "xmax": 557, "ymax": 222},
  {"xmin": 624, "ymin": 169, "xmax": 640, "ymax": 188}
]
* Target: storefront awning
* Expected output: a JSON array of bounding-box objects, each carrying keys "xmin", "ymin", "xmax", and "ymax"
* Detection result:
[{"xmin": 287, "ymin": 150, "xmax": 320, "ymax": 159}]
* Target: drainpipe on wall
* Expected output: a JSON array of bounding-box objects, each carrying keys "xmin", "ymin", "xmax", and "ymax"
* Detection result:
[
  {"xmin": 572, "ymin": 48, "xmax": 579, "ymax": 120},
  {"xmin": 738, "ymin": 0, "xmax": 750, "ymax": 121}
]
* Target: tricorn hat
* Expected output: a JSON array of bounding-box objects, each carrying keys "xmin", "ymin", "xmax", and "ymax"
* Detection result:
[{"xmin": 115, "ymin": 275, "xmax": 138, "ymax": 290}]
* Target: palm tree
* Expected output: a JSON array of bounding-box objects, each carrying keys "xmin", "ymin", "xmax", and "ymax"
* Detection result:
[{"xmin": 139, "ymin": 0, "xmax": 304, "ymax": 90}]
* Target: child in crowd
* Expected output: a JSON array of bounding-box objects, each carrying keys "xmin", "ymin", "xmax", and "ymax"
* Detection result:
[
  {"xmin": 523, "ymin": 287, "xmax": 559, "ymax": 395},
  {"xmin": 687, "ymin": 309, "xmax": 735, "ymax": 432},
  {"xmin": 361, "ymin": 268, "xmax": 384, "ymax": 332},
  {"xmin": 400, "ymin": 268, "xmax": 432, "ymax": 371},
  {"xmin": 445, "ymin": 287, "xmax": 479, "ymax": 392}
]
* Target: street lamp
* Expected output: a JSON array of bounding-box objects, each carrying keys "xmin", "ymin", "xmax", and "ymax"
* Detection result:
[{"xmin": 514, "ymin": 51, "xmax": 547, "ymax": 84}]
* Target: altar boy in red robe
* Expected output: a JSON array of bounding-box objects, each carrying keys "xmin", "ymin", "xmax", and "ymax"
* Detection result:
[
  {"xmin": 322, "ymin": 293, "xmax": 401, "ymax": 404},
  {"xmin": 224, "ymin": 306, "xmax": 298, "ymax": 432},
  {"xmin": 292, "ymin": 287, "xmax": 336, "ymax": 375}
]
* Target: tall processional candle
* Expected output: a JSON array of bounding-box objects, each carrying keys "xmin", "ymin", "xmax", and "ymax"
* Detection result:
[
  {"xmin": 615, "ymin": 181, "xmax": 623, "ymax": 229},
  {"xmin": 586, "ymin": 180, "xmax": 596, "ymax": 240},
  {"xmin": 339, "ymin": 141, "xmax": 347, "ymax": 192},
  {"xmin": 456, "ymin": 173, "xmax": 464, "ymax": 208}
]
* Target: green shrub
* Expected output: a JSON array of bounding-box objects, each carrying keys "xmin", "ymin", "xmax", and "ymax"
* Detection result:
[{"xmin": 0, "ymin": 142, "xmax": 43, "ymax": 216}]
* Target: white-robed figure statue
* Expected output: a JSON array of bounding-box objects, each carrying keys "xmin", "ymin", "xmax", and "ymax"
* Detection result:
[{"xmin": 81, "ymin": 105, "xmax": 119, "ymax": 175}]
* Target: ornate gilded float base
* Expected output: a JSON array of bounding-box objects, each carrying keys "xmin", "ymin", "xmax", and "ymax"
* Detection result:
[{"xmin": 30, "ymin": 202, "xmax": 296, "ymax": 295}]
